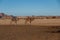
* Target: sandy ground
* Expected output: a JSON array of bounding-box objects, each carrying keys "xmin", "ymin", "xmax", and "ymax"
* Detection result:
[
  {"xmin": 0, "ymin": 25, "xmax": 60, "ymax": 40},
  {"xmin": 0, "ymin": 19, "xmax": 60, "ymax": 26}
]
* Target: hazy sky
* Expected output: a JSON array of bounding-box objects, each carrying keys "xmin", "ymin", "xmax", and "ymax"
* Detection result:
[{"xmin": 0, "ymin": 0, "xmax": 60, "ymax": 16}]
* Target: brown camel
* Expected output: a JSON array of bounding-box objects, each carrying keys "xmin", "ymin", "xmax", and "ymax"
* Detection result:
[
  {"xmin": 25, "ymin": 16, "xmax": 35, "ymax": 24},
  {"xmin": 10, "ymin": 16, "xmax": 20, "ymax": 24}
]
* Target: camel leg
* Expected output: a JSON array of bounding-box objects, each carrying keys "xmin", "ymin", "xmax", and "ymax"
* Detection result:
[
  {"xmin": 10, "ymin": 20, "xmax": 12, "ymax": 25},
  {"xmin": 25, "ymin": 21, "xmax": 27, "ymax": 24},
  {"xmin": 29, "ymin": 20, "xmax": 32, "ymax": 25},
  {"xmin": 14, "ymin": 21, "xmax": 17, "ymax": 25},
  {"xmin": 30, "ymin": 20, "xmax": 31, "ymax": 24},
  {"xmin": 25, "ymin": 20, "xmax": 29, "ymax": 25}
]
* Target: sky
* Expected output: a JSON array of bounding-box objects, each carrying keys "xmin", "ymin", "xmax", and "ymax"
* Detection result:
[{"xmin": 0, "ymin": 0, "xmax": 60, "ymax": 16}]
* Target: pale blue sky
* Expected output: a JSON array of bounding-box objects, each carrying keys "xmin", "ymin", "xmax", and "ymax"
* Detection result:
[{"xmin": 0, "ymin": 0, "xmax": 60, "ymax": 16}]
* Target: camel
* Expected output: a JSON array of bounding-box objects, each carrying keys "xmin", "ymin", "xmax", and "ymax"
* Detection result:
[
  {"xmin": 10, "ymin": 16, "xmax": 35, "ymax": 25},
  {"xmin": 10, "ymin": 16, "xmax": 20, "ymax": 25},
  {"xmin": 25, "ymin": 16, "xmax": 35, "ymax": 24}
]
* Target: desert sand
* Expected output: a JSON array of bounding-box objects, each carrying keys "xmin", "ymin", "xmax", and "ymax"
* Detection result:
[
  {"xmin": 0, "ymin": 25, "xmax": 60, "ymax": 40},
  {"xmin": 0, "ymin": 18, "xmax": 60, "ymax": 26},
  {"xmin": 0, "ymin": 16, "xmax": 60, "ymax": 40}
]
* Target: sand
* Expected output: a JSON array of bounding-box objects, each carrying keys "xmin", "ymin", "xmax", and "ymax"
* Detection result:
[
  {"xmin": 0, "ymin": 25, "xmax": 60, "ymax": 40},
  {"xmin": 0, "ymin": 18, "xmax": 60, "ymax": 40},
  {"xmin": 0, "ymin": 19, "xmax": 60, "ymax": 26}
]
